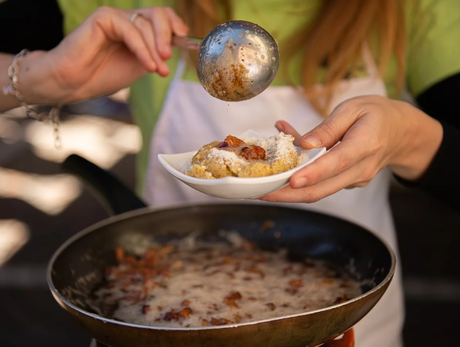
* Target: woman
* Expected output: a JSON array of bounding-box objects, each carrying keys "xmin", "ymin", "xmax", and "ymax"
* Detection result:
[{"xmin": 2, "ymin": 1, "xmax": 460, "ymax": 346}]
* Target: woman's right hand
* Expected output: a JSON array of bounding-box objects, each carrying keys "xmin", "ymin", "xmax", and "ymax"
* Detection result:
[{"xmin": 20, "ymin": 6, "xmax": 188, "ymax": 105}]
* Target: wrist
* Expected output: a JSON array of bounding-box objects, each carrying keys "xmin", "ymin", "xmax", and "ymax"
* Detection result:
[
  {"xmin": 388, "ymin": 101, "xmax": 443, "ymax": 181},
  {"xmin": 18, "ymin": 50, "xmax": 72, "ymax": 105}
]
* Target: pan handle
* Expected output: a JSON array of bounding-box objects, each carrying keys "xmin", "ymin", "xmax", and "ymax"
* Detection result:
[{"xmin": 62, "ymin": 154, "xmax": 147, "ymax": 216}]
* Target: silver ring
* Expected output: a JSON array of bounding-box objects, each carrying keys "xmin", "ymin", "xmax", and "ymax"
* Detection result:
[{"xmin": 129, "ymin": 13, "xmax": 141, "ymax": 24}]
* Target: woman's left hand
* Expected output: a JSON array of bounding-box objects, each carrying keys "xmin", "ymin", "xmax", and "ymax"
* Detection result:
[{"xmin": 259, "ymin": 95, "xmax": 443, "ymax": 203}]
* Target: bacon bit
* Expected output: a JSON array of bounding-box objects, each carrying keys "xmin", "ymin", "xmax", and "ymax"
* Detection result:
[
  {"xmin": 222, "ymin": 256, "xmax": 236, "ymax": 264},
  {"xmin": 228, "ymin": 292, "xmax": 242, "ymax": 300},
  {"xmin": 115, "ymin": 247, "xmax": 124, "ymax": 262},
  {"xmin": 246, "ymin": 268, "xmax": 265, "ymax": 278},
  {"xmin": 285, "ymin": 288, "xmax": 298, "ymax": 295},
  {"xmin": 282, "ymin": 265, "xmax": 294, "ymax": 276},
  {"xmin": 224, "ymin": 298, "xmax": 238, "ymax": 308},
  {"xmin": 171, "ymin": 259, "xmax": 182, "ymax": 268},
  {"xmin": 206, "ymin": 270, "xmax": 221, "ymax": 276},
  {"xmin": 202, "ymin": 319, "xmax": 210, "ymax": 326},
  {"xmin": 289, "ymin": 279, "xmax": 304, "ymax": 287},
  {"xmin": 260, "ymin": 220, "xmax": 275, "ymax": 233},
  {"xmin": 159, "ymin": 269, "xmax": 170, "ymax": 277},
  {"xmin": 217, "ymin": 141, "xmax": 229, "ymax": 148},
  {"xmin": 323, "ymin": 278, "xmax": 333, "ymax": 284},
  {"xmin": 164, "ymin": 311, "xmax": 180, "ymax": 321},
  {"xmin": 211, "ymin": 317, "xmax": 230, "ymax": 326},
  {"xmin": 234, "ymin": 314, "xmax": 242, "ymax": 323},
  {"xmin": 281, "ymin": 303, "xmax": 290, "ymax": 308},
  {"xmin": 332, "ymin": 295, "xmax": 349, "ymax": 305},
  {"xmin": 242, "ymin": 241, "xmax": 254, "ymax": 251},
  {"xmin": 248, "ymin": 297, "xmax": 258, "ymax": 301},
  {"xmin": 212, "ymin": 303, "xmax": 219, "ymax": 311},
  {"xmin": 124, "ymin": 256, "xmax": 137, "ymax": 265},
  {"xmin": 265, "ymin": 303, "xmax": 276, "ymax": 311},
  {"xmin": 179, "ymin": 307, "xmax": 193, "ymax": 318},
  {"xmin": 155, "ymin": 318, "xmax": 161, "ymax": 322},
  {"xmin": 141, "ymin": 305, "xmax": 151, "ymax": 314},
  {"xmin": 157, "ymin": 306, "xmax": 163, "ymax": 311},
  {"xmin": 224, "ymin": 291, "xmax": 242, "ymax": 308},
  {"xmin": 181, "ymin": 300, "xmax": 190, "ymax": 307}
]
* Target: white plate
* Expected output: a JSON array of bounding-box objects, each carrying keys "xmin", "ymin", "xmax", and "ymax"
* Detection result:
[{"xmin": 158, "ymin": 130, "xmax": 326, "ymax": 199}]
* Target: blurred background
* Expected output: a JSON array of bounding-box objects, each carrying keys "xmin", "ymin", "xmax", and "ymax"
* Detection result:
[{"xmin": 1, "ymin": 0, "xmax": 460, "ymax": 346}]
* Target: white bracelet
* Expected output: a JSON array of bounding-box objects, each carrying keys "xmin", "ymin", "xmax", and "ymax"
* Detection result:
[{"xmin": 3, "ymin": 49, "xmax": 62, "ymax": 148}]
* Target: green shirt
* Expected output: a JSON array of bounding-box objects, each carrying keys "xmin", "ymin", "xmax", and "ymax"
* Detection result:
[{"xmin": 57, "ymin": 0, "xmax": 460, "ymax": 195}]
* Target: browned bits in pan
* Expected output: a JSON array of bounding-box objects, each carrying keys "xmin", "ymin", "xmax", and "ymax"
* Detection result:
[
  {"xmin": 265, "ymin": 303, "xmax": 276, "ymax": 311},
  {"xmin": 179, "ymin": 307, "xmax": 193, "ymax": 318},
  {"xmin": 285, "ymin": 287, "xmax": 298, "ymax": 295},
  {"xmin": 245, "ymin": 268, "xmax": 265, "ymax": 278},
  {"xmin": 211, "ymin": 317, "xmax": 230, "ymax": 326},
  {"xmin": 332, "ymin": 295, "xmax": 349, "ymax": 305},
  {"xmin": 224, "ymin": 291, "xmax": 242, "ymax": 308},
  {"xmin": 141, "ymin": 305, "xmax": 150, "ymax": 314},
  {"xmin": 164, "ymin": 311, "xmax": 180, "ymax": 321},
  {"xmin": 260, "ymin": 220, "xmax": 275, "ymax": 233},
  {"xmin": 115, "ymin": 247, "xmax": 124, "ymax": 262},
  {"xmin": 289, "ymin": 279, "xmax": 304, "ymax": 287}
]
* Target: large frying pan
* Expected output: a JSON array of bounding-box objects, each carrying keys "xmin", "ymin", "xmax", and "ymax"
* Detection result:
[{"xmin": 47, "ymin": 155, "xmax": 396, "ymax": 347}]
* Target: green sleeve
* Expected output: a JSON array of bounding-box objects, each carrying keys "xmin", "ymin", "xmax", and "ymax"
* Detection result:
[{"xmin": 407, "ymin": 0, "xmax": 460, "ymax": 96}]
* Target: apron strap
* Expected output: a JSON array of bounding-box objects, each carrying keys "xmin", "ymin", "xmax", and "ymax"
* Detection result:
[{"xmin": 362, "ymin": 43, "xmax": 379, "ymax": 79}]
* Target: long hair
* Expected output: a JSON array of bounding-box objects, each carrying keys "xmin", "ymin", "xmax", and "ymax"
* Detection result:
[{"xmin": 177, "ymin": 0, "xmax": 406, "ymax": 116}]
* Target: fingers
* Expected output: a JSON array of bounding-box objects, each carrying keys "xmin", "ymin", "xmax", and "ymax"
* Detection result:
[
  {"xmin": 97, "ymin": 9, "xmax": 157, "ymax": 72},
  {"xmin": 130, "ymin": 12, "xmax": 169, "ymax": 76},
  {"xmin": 289, "ymin": 138, "xmax": 369, "ymax": 188},
  {"xmin": 164, "ymin": 7, "xmax": 189, "ymax": 36},
  {"xmin": 259, "ymin": 159, "xmax": 371, "ymax": 203},
  {"xmin": 299, "ymin": 98, "xmax": 366, "ymax": 150},
  {"xmin": 275, "ymin": 121, "xmax": 302, "ymax": 146}
]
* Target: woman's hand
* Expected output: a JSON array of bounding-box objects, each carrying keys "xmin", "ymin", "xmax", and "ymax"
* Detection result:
[
  {"xmin": 18, "ymin": 6, "xmax": 188, "ymax": 105},
  {"xmin": 259, "ymin": 95, "xmax": 443, "ymax": 203}
]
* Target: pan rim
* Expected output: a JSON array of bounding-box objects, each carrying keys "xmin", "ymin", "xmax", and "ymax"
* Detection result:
[{"xmin": 47, "ymin": 202, "xmax": 396, "ymax": 331}]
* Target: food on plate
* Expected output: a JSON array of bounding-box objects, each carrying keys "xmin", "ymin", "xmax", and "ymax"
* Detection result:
[
  {"xmin": 185, "ymin": 133, "xmax": 306, "ymax": 179},
  {"xmin": 94, "ymin": 234, "xmax": 361, "ymax": 328}
]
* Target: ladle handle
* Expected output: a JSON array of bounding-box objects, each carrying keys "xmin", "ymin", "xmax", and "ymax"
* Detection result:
[{"xmin": 172, "ymin": 36, "xmax": 202, "ymax": 50}]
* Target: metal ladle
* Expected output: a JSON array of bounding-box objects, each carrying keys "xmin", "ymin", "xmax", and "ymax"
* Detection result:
[{"xmin": 172, "ymin": 20, "xmax": 279, "ymax": 102}]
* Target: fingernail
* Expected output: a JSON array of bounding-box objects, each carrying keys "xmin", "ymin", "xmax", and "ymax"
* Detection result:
[
  {"xmin": 292, "ymin": 177, "xmax": 308, "ymax": 188},
  {"xmin": 302, "ymin": 135, "xmax": 322, "ymax": 148},
  {"xmin": 276, "ymin": 122, "xmax": 284, "ymax": 131}
]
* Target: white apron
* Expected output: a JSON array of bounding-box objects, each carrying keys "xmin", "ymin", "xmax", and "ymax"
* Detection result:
[{"xmin": 145, "ymin": 48, "xmax": 404, "ymax": 347}]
